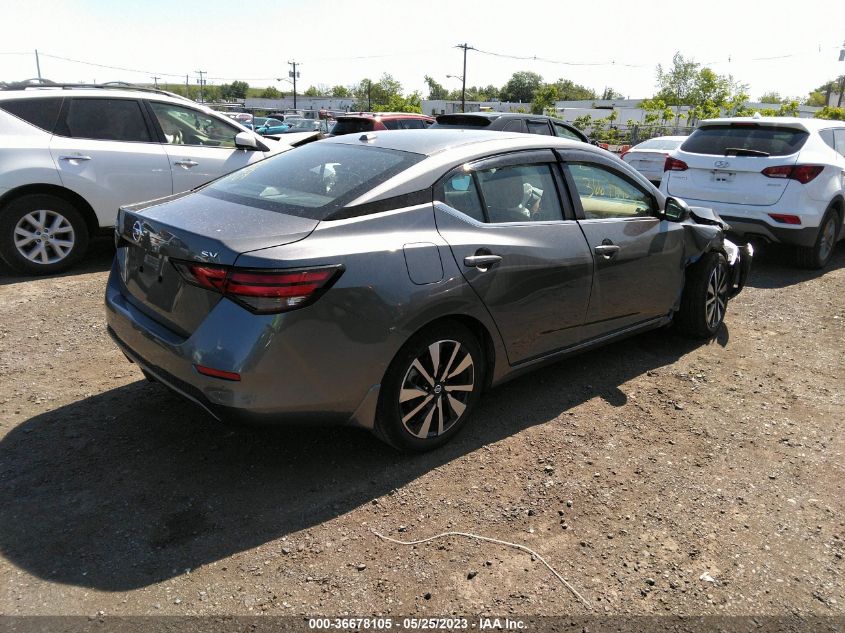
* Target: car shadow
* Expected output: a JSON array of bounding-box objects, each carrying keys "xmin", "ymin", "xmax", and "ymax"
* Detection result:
[
  {"xmin": 745, "ymin": 241, "xmax": 844, "ymax": 290},
  {"xmin": 0, "ymin": 238, "xmax": 114, "ymax": 285},
  {"xmin": 0, "ymin": 326, "xmax": 719, "ymax": 592}
]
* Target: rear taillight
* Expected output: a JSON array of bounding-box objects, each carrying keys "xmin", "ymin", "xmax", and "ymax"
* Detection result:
[
  {"xmin": 761, "ymin": 165, "xmax": 824, "ymax": 184},
  {"xmin": 172, "ymin": 262, "xmax": 343, "ymax": 314},
  {"xmin": 664, "ymin": 157, "xmax": 688, "ymax": 172}
]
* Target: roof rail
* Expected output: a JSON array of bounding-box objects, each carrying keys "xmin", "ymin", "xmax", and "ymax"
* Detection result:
[{"xmin": 0, "ymin": 78, "xmax": 194, "ymax": 102}]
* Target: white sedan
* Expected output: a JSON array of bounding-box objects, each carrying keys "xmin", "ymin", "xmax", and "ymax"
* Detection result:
[{"xmin": 621, "ymin": 136, "xmax": 687, "ymax": 185}]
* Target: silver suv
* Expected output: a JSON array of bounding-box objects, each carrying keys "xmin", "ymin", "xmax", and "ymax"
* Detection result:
[{"xmin": 0, "ymin": 82, "xmax": 289, "ymax": 275}]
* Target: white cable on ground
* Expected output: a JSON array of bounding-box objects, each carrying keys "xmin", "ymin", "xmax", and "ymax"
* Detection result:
[{"xmin": 371, "ymin": 529, "xmax": 591, "ymax": 610}]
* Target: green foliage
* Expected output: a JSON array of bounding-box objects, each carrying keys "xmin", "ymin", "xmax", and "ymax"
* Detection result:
[
  {"xmin": 806, "ymin": 91, "xmax": 828, "ymax": 107},
  {"xmin": 806, "ymin": 76, "xmax": 843, "ymax": 106},
  {"xmin": 424, "ymin": 75, "xmax": 449, "ymax": 100},
  {"xmin": 601, "ymin": 87, "xmax": 624, "ymax": 100},
  {"xmin": 572, "ymin": 114, "xmax": 592, "ymax": 131},
  {"xmin": 351, "ymin": 74, "xmax": 415, "ymax": 111},
  {"xmin": 500, "ymin": 71, "xmax": 543, "ymax": 103},
  {"xmin": 531, "ymin": 84, "xmax": 558, "ymax": 115},
  {"xmin": 814, "ymin": 105, "xmax": 845, "ymax": 120},
  {"xmin": 219, "ymin": 80, "xmax": 249, "ymax": 101},
  {"xmin": 758, "ymin": 91, "xmax": 784, "ymax": 104},
  {"xmin": 303, "ymin": 85, "xmax": 322, "ymax": 97},
  {"xmin": 372, "ymin": 91, "xmax": 423, "ymax": 114},
  {"xmin": 553, "ymin": 78, "xmax": 597, "ymax": 101},
  {"xmin": 330, "ymin": 85, "xmax": 351, "ymax": 98},
  {"xmin": 259, "ymin": 86, "xmax": 281, "ymax": 99}
]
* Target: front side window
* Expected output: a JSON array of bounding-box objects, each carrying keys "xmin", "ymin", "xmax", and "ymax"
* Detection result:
[
  {"xmin": 477, "ymin": 163, "xmax": 563, "ymax": 223},
  {"xmin": 149, "ymin": 102, "xmax": 239, "ymax": 147},
  {"xmin": 0, "ymin": 97, "xmax": 62, "ymax": 132},
  {"xmin": 526, "ymin": 120, "xmax": 552, "ymax": 136},
  {"xmin": 202, "ymin": 142, "xmax": 424, "ymax": 220},
  {"xmin": 502, "ymin": 119, "xmax": 525, "ymax": 133},
  {"xmin": 568, "ymin": 163, "xmax": 655, "ymax": 219},
  {"xmin": 60, "ymin": 98, "xmax": 151, "ymax": 142},
  {"xmin": 553, "ymin": 122, "xmax": 581, "ymax": 141}
]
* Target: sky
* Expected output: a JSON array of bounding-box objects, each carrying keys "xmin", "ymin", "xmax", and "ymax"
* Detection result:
[{"xmin": 1, "ymin": 0, "xmax": 843, "ymax": 102}]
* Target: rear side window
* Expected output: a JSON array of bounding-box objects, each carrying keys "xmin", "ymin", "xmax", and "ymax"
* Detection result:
[
  {"xmin": 502, "ymin": 119, "xmax": 526, "ymax": 132},
  {"xmin": 58, "ymin": 98, "xmax": 151, "ymax": 142},
  {"xmin": 203, "ymin": 142, "xmax": 424, "ymax": 220},
  {"xmin": 553, "ymin": 122, "xmax": 582, "ymax": 141},
  {"xmin": 636, "ymin": 138, "xmax": 684, "ymax": 151},
  {"xmin": 834, "ymin": 130, "xmax": 845, "ymax": 158},
  {"xmin": 331, "ymin": 118, "xmax": 375, "ymax": 135},
  {"xmin": 680, "ymin": 125, "xmax": 808, "ymax": 157},
  {"xmin": 477, "ymin": 164, "xmax": 563, "ymax": 223},
  {"xmin": 0, "ymin": 97, "xmax": 62, "ymax": 132}
]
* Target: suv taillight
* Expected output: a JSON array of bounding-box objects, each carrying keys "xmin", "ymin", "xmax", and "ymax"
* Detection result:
[
  {"xmin": 761, "ymin": 165, "xmax": 824, "ymax": 184},
  {"xmin": 172, "ymin": 262, "xmax": 343, "ymax": 314},
  {"xmin": 664, "ymin": 157, "xmax": 688, "ymax": 172}
]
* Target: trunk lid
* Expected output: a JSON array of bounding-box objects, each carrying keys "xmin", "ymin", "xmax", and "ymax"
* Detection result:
[
  {"xmin": 666, "ymin": 122, "xmax": 809, "ymax": 206},
  {"xmin": 116, "ymin": 192, "xmax": 319, "ymax": 335}
]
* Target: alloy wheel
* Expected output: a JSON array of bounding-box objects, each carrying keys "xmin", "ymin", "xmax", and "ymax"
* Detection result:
[
  {"xmin": 399, "ymin": 339, "xmax": 475, "ymax": 439},
  {"xmin": 14, "ymin": 209, "xmax": 76, "ymax": 265},
  {"xmin": 705, "ymin": 264, "xmax": 728, "ymax": 330},
  {"xmin": 818, "ymin": 215, "xmax": 836, "ymax": 263}
]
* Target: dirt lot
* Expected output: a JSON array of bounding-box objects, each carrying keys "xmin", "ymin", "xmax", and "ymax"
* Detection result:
[{"xmin": 0, "ymin": 240, "xmax": 843, "ymax": 619}]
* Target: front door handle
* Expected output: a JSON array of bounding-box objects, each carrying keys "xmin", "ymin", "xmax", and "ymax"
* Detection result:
[
  {"xmin": 464, "ymin": 254, "xmax": 502, "ymax": 269},
  {"xmin": 58, "ymin": 154, "xmax": 92, "ymax": 162},
  {"xmin": 174, "ymin": 159, "xmax": 199, "ymax": 168},
  {"xmin": 594, "ymin": 244, "xmax": 621, "ymax": 260}
]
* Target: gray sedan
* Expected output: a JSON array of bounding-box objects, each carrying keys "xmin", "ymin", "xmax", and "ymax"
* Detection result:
[{"xmin": 105, "ymin": 130, "xmax": 751, "ymax": 451}]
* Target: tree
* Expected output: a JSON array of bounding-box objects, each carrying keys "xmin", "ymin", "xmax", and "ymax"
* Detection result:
[
  {"xmin": 220, "ymin": 80, "xmax": 249, "ymax": 101},
  {"xmin": 531, "ymin": 84, "xmax": 558, "ymax": 114},
  {"xmin": 758, "ymin": 91, "xmax": 784, "ymax": 104},
  {"xmin": 352, "ymin": 74, "xmax": 404, "ymax": 110},
  {"xmin": 303, "ymin": 85, "xmax": 322, "ymax": 97},
  {"xmin": 806, "ymin": 77, "xmax": 844, "ymax": 107},
  {"xmin": 554, "ymin": 78, "xmax": 596, "ymax": 101},
  {"xmin": 500, "ymin": 71, "xmax": 543, "ymax": 103},
  {"xmin": 814, "ymin": 105, "xmax": 845, "ymax": 120},
  {"xmin": 260, "ymin": 86, "xmax": 281, "ymax": 99},
  {"xmin": 655, "ymin": 52, "xmax": 700, "ymax": 106},
  {"xmin": 330, "ymin": 85, "xmax": 351, "ymax": 98},
  {"xmin": 601, "ymin": 87, "xmax": 624, "ymax": 100},
  {"xmin": 424, "ymin": 75, "xmax": 449, "ymax": 100}
]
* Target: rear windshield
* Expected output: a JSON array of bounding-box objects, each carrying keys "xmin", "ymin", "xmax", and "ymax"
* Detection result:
[
  {"xmin": 681, "ymin": 125, "xmax": 808, "ymax": 157},
  {"xmin": 330, "ymin": 118, "xmax": 375, "ymax": 135},
  {"xmin": 636, "ymin": 138, "xmax": 685, "ymax": 151},
  {"xmin": 201, "ymin": 142, "xmax": 424, "ymax": 220}
]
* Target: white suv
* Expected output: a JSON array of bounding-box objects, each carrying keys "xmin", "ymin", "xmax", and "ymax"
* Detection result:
[
  {"xmin": 0, "ymin": 83, "xmax": 291, "ymax": 274},
  {"xmin": 660, "ymin": 117, "xmax": 845, "ymax": 268}
]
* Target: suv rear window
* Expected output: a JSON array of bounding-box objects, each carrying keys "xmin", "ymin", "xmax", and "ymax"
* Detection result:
[
  {"xmin": 434, "ymin": 115, "xmax": 492, "ymax": 128},
  {"xmin": 0, "ymin": 97, "xmax": 62, "ymax": 132},
  {"xmin": 203, "ymin": 142, "xmax": 424, "ymax": 221},
  {"xmin": 331, "ymin": 118, "xmax": 375, "ymax": 136},
  {"xmin": 680, "ymin": 124, "xmax": 808, "ymax": 157}
]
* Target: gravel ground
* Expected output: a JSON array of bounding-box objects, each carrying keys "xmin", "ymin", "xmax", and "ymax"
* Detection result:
[{"xmin": 0, "ymin": 240, "xmax": 843, "ymax": 619}]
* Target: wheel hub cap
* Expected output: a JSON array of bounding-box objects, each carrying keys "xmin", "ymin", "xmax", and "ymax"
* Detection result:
[{"xmin": 705, "ymin": 264, "xmax": 729, "ymax": 330}]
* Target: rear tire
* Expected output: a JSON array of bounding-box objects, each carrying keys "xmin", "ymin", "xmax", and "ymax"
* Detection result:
[
  {"xmin": 375, "ymin": 321, "xmax": 484, "ymax": 452},
  {"xmin": 795, "ymin": 207, "xmax": 839, "ymax": 270},
  {"xmin": 0, "ymin": 194, "xmax": 89, "ymax": 275},
  {"xmin": 675, "ymin": 251, "xmax": 729, "ymax": 339}
]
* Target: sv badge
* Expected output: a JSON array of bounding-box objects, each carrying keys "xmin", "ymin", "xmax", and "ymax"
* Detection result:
[{"xmin": 201, "ymin": 251, "xmax": 219, "ymax": 259}]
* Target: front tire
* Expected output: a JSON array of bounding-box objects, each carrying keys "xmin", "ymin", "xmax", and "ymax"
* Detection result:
[
  {"xmin": 675, "ymin": 251, "xmax": 729, "ymax": 339},
  {"xmin": 0, "ymin": 194, "xmax": 89, "ymax": 275},
  {"xmin": 795, "ymin": 207, "xmax": 839, "ymax": 270},
  {"xmin": 375, "ymin": 321, "xmax": 484, "ymax": 452}
]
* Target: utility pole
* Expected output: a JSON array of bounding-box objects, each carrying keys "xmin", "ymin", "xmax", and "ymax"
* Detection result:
[
  {"xmin": 838, "ymin": 40, "xmax": 845, "ymax": 107},
  {"xmin": 367, "ymin": 79, "xmax": 371, "ymax": 111},
  {"xmin": 185, "ymin": 74, "xmax": 189, "ymax": 98},
  {"xmin": 34, "ymin": 50, "xmax": 42, "ymax": 81},
  {"xmin": 455, "ymin": 43, "xmax": 474, "ymax": 113},
  {"xmin": 152, "ymin": 76, "xmax": 160, "ymax": 89},
  {"xmin": 195, "ymin": 70, "xmax": 206, "ymax": 103},
  {"xmin": 288, "ymin": 60, "xmax": 300, "ymax": 109}
]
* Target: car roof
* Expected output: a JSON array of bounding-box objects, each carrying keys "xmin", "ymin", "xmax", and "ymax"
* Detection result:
[{"xmin": 322, "ymin": 128, "xmax": 593, "ymax": 158}]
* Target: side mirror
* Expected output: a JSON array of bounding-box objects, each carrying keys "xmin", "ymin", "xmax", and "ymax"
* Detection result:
[
  {"xmin": 235, "ymin": 131, "xmax": 267, "ymax": 151},
  {"xmin": 664, "ymin": 196, "xmax": 690, "ymax": 222}
]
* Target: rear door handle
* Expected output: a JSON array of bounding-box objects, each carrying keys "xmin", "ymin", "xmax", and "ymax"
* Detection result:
[
  {"xmin": 174, "ymin": 159, "xmax": 199, "ymax": 168},
  {"xmin": 463, "ymin": 254, "xmax": 502, "ymax": 269},
  {"xmin": 58, "ymin": 154, "xmax": 92, "ymax": 162},
  {"xmin": 594, "ymin": 244, "xmax": 621, "ymax": 259}
]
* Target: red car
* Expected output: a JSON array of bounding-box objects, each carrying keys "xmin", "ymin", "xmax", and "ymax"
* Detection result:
[{"xmin": 329, "ymin": 112, "xmax": 435, "ymax": 136}]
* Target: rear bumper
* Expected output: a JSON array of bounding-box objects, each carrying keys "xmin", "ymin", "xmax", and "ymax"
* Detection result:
[
  {"xmin": 720, "ymin": 216, "xmax": 818, "ymax": 248},
  {"xmin": 104, "ymin": 260, "xmax": 375, "ymax": 427}
]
